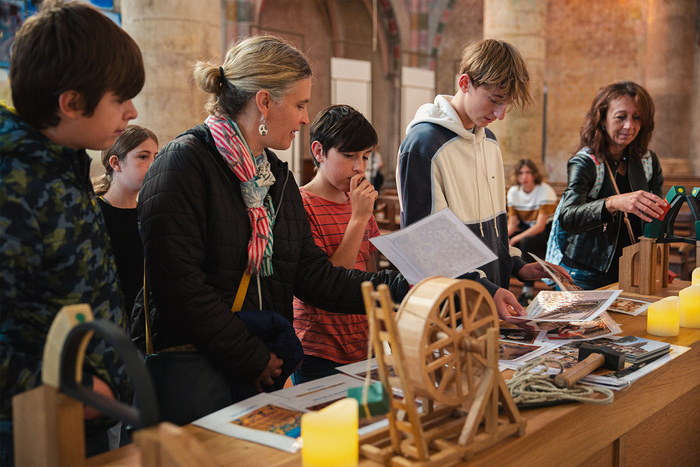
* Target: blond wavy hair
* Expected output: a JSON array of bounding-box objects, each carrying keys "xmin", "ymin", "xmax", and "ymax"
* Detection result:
[
  {"xmin": 459, "ymin": 39, "xmax": 532, "ymax": 112},
  {"xmin": 193, "ymin": 35, "xmax": 312, "ymax": 119}
]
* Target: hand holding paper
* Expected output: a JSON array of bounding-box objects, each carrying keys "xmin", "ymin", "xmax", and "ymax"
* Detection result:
[{"xmin": 528, "ymin": 253, "xmax": 581, "ymax": 291}]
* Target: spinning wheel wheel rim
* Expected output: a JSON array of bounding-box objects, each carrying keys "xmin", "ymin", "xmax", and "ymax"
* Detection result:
[{"xmin": 396, "ymin": 277, "xmax": 499, "ymax": 406}]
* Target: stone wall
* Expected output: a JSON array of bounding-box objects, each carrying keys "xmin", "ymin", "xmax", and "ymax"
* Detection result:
[
  {"xmin": 543, "ymin": 0, "xmax": 649, "ymax": 182},
  {"xmin": 3, "ymin": 0, "xmax": 697, "ymax": 183},
  {"xmin": 255, "ymin": 0, "xmax": 399, "ymax": 184},
  {"xmin": 121, "ymin": 0, "xmax": 222, "ymax": 149}
]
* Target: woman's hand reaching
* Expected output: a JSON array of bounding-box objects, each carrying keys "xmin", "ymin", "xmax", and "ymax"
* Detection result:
[
  {"xmin": 494, "ymin": 288, "xmax": 536, "ymax": 331},
  {"xmin": 605, "ymin": 190, "xmax": 668, "ymax": 223}
]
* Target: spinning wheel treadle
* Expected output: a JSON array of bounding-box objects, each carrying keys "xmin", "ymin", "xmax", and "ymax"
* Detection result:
[{"xmin": 397, "ymin": 277, "xmax": 499, "ymax": 406}]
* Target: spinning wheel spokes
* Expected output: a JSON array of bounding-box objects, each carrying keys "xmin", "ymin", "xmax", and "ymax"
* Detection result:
[
  {"xmin": 425, "ymin": 352, "xmax": 454, "ymax": 372},
  {"xmin": 399, "ymin": 277, "xmax": 499, "ymax": 407},
  {"xmin": 472, "ymin": 315, "xmax": 496, "ymax": 334},
  {"xmin": 436, "ymin": 364, "xmax": 458, "ymax": 398}
]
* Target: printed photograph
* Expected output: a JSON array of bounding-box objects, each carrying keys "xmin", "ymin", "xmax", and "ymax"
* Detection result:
[
  {"xmin": 520, "ymin": 290, "xmax": 620, "ymax": 322},
  {"xmin": 231, "ymin": 404, "xmax": 303, "ymax": 437},
  {"xmin": 608, "ymin": 297, "xmax": 650, "ymax": 316},
  {"xmin": 498, "ymin": 341, "xmax": 543, "ymax": 361},
  {"xmin": 499, "ymin": 328, "xmax": 540, "ymax": 344},
  {"xmin": 539, "ymin": 312, "xmax": 621, "ymax": 341},
  {"xmin": 537, "ymin": 345, "xmax": 580, "ymax": 370}
]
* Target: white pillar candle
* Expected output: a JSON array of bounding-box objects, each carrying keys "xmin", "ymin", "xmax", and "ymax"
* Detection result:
[
  {"xmin": 692, "ymin": 267, "xmax": 700, "ymax": 286},
  {"xmin": 679, "ymin": 285, "xmax": 700, "ymax": 328},
  {"xmin": 647, "ymin": 296, "xmax": 680, "ymax": 337},
  {"xmin": 301, "ymin": 398, "xmax": 358, "ymax": 467}
]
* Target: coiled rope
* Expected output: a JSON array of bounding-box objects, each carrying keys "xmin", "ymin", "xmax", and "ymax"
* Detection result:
[{"xmin": 507, "ymin": 357, "xmax": 614, "ymax": 405}]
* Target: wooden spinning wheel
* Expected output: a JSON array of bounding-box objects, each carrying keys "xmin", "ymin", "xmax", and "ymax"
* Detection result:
[
  {"xmin": 397, "ymin": 277, "xmax": 499, "ymax": 407},
  {"xmin": 360, "ymin": 277, "xmax": 525, "ymax": 466}
]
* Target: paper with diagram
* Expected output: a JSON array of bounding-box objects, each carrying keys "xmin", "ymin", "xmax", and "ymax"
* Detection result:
[{"xmin": 370, "ymin": 208, "xmax": 497, "ymax": 285}]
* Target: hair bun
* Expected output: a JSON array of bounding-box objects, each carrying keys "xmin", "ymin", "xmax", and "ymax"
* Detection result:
[{"xmin": 218, "ymin": 66, "xmax": 226, "ymax": 88}]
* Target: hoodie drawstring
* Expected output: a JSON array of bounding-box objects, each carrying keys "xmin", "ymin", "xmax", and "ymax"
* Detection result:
[
  {"xmin": 474, "ymin": 138, "xmax": 484, "ymax": 237},
  {"xmin": 486, "ymin": 138, "xmax": 499, "ymax": 238},
  {"xmin": 473, "ymin": 136, "xmax": 499, "ymax": 238}
]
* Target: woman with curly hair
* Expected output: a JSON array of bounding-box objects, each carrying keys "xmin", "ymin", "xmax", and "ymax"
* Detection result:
[{"xmin": 555, "ymin": 81, "xmax": 667, "ymax": 289}]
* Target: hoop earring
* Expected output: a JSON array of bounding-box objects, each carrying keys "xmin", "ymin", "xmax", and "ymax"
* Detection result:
[{"xmin": 259, "ymin": 116, "xmax": 268, "ymax": 136}]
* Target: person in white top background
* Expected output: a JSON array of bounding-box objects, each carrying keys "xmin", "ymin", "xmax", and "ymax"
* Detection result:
[{"xmin": 506, "ymin": 158, "xmax": 558, "ymax": 305}]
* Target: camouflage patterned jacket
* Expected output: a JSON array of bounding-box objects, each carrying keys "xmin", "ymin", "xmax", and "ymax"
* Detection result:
[{"xmin": 0, "ymin": 105, "xmax": 132, "ymax": 438}]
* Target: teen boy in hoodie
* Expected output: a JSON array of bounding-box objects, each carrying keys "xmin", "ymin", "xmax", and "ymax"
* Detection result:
[{"xmin": 397, "ymin": 39, "xmax": 570, "ymax": 326}]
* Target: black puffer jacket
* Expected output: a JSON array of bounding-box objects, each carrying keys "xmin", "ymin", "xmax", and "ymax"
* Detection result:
[
  {"xmin": 558, "ymin": 150, "xmax": 663, "ymax": 274},
  {"xmin": 137, "ymin": 124, "xmax": 407, "ymax": 382}
]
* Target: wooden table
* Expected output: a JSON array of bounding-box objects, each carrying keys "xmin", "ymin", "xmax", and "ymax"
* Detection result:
[{"xmin": 89, "ymin": 281, "xmax": 700, "ymax": 466}]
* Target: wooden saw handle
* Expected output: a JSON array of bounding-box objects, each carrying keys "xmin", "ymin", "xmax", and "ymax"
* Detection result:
[{"xmin": 553, "ymin": 353, "xmax": 605, "ymax": 389}]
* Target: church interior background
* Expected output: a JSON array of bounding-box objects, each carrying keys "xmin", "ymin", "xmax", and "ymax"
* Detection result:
[{"xmin": 1, "ymin": 0, "xmax": 698, "ymax": 186}]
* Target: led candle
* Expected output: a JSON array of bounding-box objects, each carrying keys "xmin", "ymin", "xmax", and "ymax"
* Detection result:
[
  {"xmin": 301, "ymin": 398, "xmax": 358, "ymax": 467},
  {"xmin": 692, "ymin": 267, "xmax": 700, "ymax": 286},
  {"xmin": 679, "ymin": 285, "xmax": 700, "ymax": 328},
  {"xmin": 647, "ymin": 296, "xmax": 680, "ymax": 337}
]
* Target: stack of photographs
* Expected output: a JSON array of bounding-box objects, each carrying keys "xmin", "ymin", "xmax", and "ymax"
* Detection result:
[
  {"xmin": 498, "ymin": 333, "xmax": 684, "ymax": 390},
  {"xmin": 572, "ymin": 335, "xmax": 671, "ymax": 364},
  {"xmin": 513, "ymin": 289, "xmax": 621, "ymax": 324}
]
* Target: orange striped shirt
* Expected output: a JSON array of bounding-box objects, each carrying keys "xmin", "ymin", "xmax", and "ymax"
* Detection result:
[{"xmin": 293, "ymin": 187, "xmax": 379, "ymax": 363}]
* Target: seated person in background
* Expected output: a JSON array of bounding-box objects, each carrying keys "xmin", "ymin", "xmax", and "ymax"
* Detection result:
[
  {"xmin": 0, "ymin": 1, "xmax": 144, "ymax": 462},
  {"xmin": 397, "ymin": 38, "xmax": 570, "ymax": 327},
  {"xmin": 293, "ymin": 105, "xmax": 380, "ymax": 383},
  {"xmin": 93, "ymin": 125, "xmax": 158, "ymax": 315},
  {"xmin": 556, "ymin": 81, "xmax": 666, "ymax": 290},
  {"xmin": 507, "ymin": 159, "xmax": 558, "ymax": 305}
]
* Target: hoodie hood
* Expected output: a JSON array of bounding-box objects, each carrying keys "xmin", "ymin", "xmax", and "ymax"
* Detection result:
[{"xmin": 407, "ymin": 95, "xmax": 486, "ymax": 144}]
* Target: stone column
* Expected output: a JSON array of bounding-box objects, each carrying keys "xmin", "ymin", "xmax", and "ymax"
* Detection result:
[
  {"xmin": 121, "ymin": 0, "xmax": 222, "ymax": 145},
  {"xmin": 645, "ymin": 0, "xmax": 697, "ymax": 176},
  {"xmin": 483, "ymin": 0, "xmax": 546, "ymax": 173},
  {"xmin": 691, "ymin": 42, "xmax": 700, "ymax": 177}
]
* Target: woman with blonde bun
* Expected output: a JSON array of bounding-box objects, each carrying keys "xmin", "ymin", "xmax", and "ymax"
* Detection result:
[{"xmin": 136, "ymin": 36, "xmax": 407, "ymax": 422}]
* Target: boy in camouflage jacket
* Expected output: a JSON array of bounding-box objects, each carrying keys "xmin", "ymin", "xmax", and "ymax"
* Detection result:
[{"xmin": 0, "ymin": 1, "xmax": 145, "ymax": 463}]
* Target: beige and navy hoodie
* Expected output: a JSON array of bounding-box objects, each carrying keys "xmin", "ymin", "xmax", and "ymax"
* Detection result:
[{"xmin": 396, "ymin": 95, "xmax": 526, "ymax": 296}]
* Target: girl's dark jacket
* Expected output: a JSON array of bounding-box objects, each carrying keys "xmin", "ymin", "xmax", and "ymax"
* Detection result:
[{"xmin": 135, "ymin": 124, "xmax": 408, "ymax": 383}]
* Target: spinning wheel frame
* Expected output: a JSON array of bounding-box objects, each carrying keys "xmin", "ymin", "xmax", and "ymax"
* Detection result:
[
  {"xmin": 360, "ymin": 277, "xmax": 525, "ymax": 465},
  {"xmin": 396, "ymin": 277, "xmax": 499, "ymax": 407}
]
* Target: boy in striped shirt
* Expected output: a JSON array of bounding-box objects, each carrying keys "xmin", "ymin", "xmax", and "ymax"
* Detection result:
[{"xmin": 292, "ymin": 105, "xmax": 380, "ymax": 383}]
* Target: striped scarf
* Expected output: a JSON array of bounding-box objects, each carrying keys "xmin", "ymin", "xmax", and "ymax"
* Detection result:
[{"xmin": 205, "ymin": 114, "xmax": 276, "ymax": 276}]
